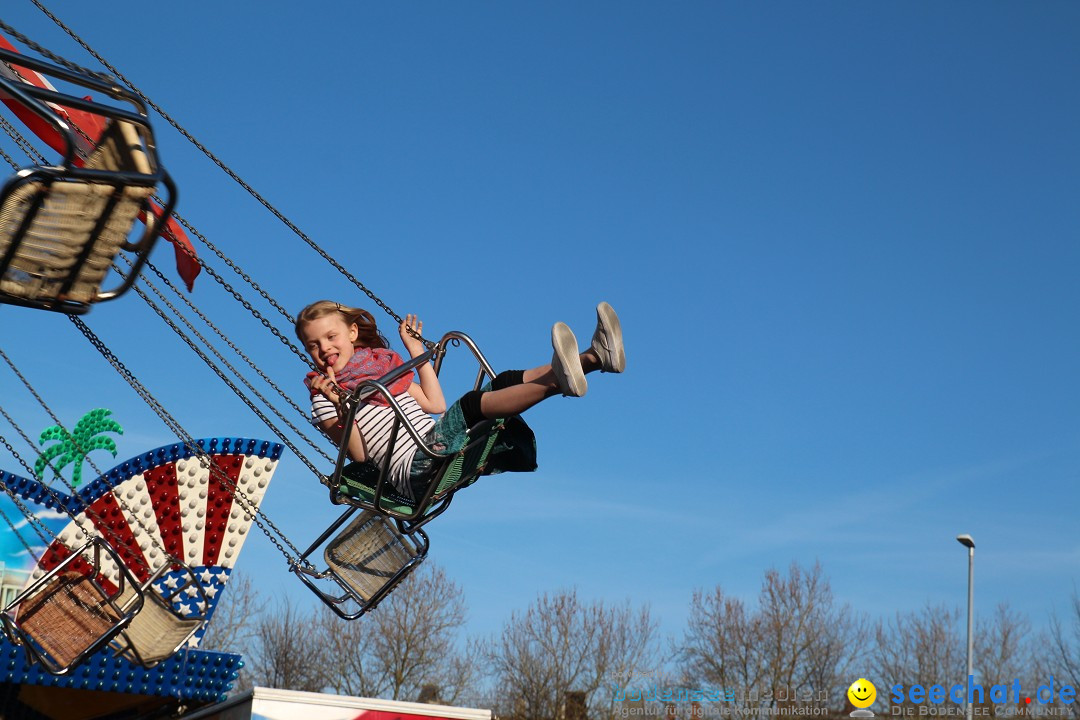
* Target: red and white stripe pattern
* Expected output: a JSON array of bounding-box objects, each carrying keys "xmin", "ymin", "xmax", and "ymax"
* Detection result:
[{"xmin": 21, "ymin": 438, "xmax": 282, "ymax": 641}]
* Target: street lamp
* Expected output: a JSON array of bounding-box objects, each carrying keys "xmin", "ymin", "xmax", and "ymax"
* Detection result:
[{"xmin": 957, "ymin": 534, "xmax": 975, "ymax": 720}]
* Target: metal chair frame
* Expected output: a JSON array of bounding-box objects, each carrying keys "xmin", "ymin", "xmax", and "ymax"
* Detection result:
[
  {"xmin": 325, "ymin": 331, "xmax": 504, "ymax": 531},
  {"xmin": 292, "ymin": 506, "xmax": 430, "ymax": 620},
  {"xmin": 109, "ymin": 562, "xmax": 209, "ymax": 668},
  {"xmin": 0, "ymin": 47, "xmax": 176, "ymax": 313},
  {"xmin": 0, "ymin": 537, "xmax": 144, "ymax": 675}
]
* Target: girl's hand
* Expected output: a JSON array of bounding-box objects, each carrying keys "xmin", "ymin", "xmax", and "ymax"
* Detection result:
[
  {"xmin": 310, "ymin": 366, "xmax": 345, "ymax": 410},
  {"xmin": 400, "ymin": 314, "xmax": 426, "ymax": 357}
]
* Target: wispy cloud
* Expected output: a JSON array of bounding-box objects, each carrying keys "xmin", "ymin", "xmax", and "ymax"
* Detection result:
[{"xmin": 694, "ymin": 450, "xmax": 1046, "ymax": 568}]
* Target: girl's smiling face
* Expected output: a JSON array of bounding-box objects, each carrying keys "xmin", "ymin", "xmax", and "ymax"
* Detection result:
[{"xmin": 299, "ymin": 314, "xmax": 358, "ymax": 374}]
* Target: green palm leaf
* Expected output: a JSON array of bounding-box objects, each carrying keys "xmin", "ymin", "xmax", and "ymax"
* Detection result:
[
  {"xmin": 33, "ymin": 439, "xmax": 69, "ymax": 480},
  {"xmin": 35, "ymin": 409, "xmax": 124, "ymax": 487}
]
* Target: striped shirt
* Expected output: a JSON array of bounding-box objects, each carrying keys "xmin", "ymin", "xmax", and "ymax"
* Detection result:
[{"xmin": 312, "ymin": 391, "xmax": 435, "ymax": 497}]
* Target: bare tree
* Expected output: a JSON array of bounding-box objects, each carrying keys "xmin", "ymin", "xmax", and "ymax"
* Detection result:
[
  {"xmin": 199, "ymin": 570, "xmax": 261, "ymax": 653},
  {"xmin": 874, "ymin": 601, "xmax": 1036, "ymax": 716},
  {"xmin": 680, "ymin": 586, "xmax": 760, "ymax": 695},
  {"xmin": 324, "ymin": 563, "xmax": 478, "ymax": 703},
  {"xmin": 680, "ymin": 562, "xmax": 868, "ymax": 714},
  {"xmin": 874, "ymin": 603, "xmax": 964, "ymax": 696},
  {"xmin": 1041, "ymin": 592, "xmax": 1080, "ymax": 719},
  {"xmin": 976, "ymin": 603, "xmax": 1035, "ymax": 691},
  {"xmin": 437, "ymin": 636, "xmax": 488, "ymax": 708},
  {"xmin": 485, "ymin": 589, "xmax": 658, "ymax": 720},
  {"xmin": 245, "ymin": 596, "xmax": 331, "ymax": 692},
  {"xmin": 317, "ymin": 603, "xmax": 382, "ymax": 698},
  {"xmin": 1048, "ymin": 593, "xmax": 1080, "ymax": 687},
  {"xmin": 198, "ymin": 570, "xmax": 262, "ymax": 693}
]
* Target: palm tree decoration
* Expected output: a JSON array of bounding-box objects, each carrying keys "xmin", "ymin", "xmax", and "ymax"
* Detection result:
[{"xmin": 34, "ymin": 409, "xmax": 124, "ymax": 487}]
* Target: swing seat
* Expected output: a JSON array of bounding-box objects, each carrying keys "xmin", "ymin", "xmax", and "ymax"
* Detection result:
[
  {"xmin": 323, "ymin": 330, "xmax": 524, "ymax": 531},
  {"xmin": 300, "ymin": 332, "xmax": 529, "ymax": 620},
  {"xmin": 292, "ymin": 507, "xmax": 429, "ymax": 620},
  {"xmin": 0, "ymin": 48, "xmax": 176, "ymax": 314},
  {"xmin": 109, "ymin": 564, "xmax": 207, "ymax": 668},
  {"xmin": 321, "ymin": 332, "xmax": 537, "ymax": 535},
  {"xmin": 0, "ymin": 538, "xmax": 142, "ymax": 675},
  {"xmin": 334, "ymin": 418, "xmax": 505, "ymax": 529},
  {"xmin": 13, "ymin": 572, "xmax": 124, "ymax": 672}
]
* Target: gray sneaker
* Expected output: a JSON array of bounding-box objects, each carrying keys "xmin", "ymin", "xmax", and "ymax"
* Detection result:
[
  {"xmin": 551, "ymin": 322, "xmax": 587, "ymax": 397},
  {"xmin": 591, "ymin": 302, "xmax": 625, "ymax": 373}
]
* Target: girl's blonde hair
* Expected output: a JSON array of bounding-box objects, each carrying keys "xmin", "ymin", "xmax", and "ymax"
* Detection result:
[{"xmin": 294, "ymin": 300, "xmax": 388, "ymax": 349}]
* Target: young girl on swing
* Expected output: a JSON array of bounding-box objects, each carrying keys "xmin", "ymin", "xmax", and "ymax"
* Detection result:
[{"xmin": 295, "ymin": 301, "xmax": 625, "ymax": 500}]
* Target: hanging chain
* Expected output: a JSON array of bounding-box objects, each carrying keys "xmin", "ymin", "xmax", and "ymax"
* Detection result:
[
  {"xmin": 67, "ymin": 316, "xmax": 311, "ymax": 567},
  {"xmin": 120, "ymin": 259, "xmax": 332, "ymax": 466},
  {"xmin": 0, "ymin": 115, "xmax": 47, "ymax": 164},
  {"xmin": 0, "ymin": 497, "xmax": 41, "ymax": 561},
  {"xmin": 0, "ymin": 401, "xmax": 159, "ymax": 575},
  {"xmin": 0, "ymin": 145, "xmax": 18, "ymax": 171},
  {"xmin": 0, "ymin": 17, "xmax": 109, "ymax": 82},
  {"xmin": 0, "ymin": 425, "xmax": 79, "ymax": 544},
  {"xmin": 28, "ymin": 0, "xmax": 433, "ymax": 349},
  {"xmin": 143, "ymin": 259, "xmax": 315, "ymax": 433},
  {"xmin": 0, "ymin": 77, "xmax": 312, "ymax": 369},
  {"xmin": 0, "ymin": 345, "xmax": 106, "ymax": 478},
  {"xmin": 122, "ymin": 272, "xmax": 326, "ymax": 477},
  {"xmin": 0, "ymin": 347, "xmax": 84, "ymax": 452},
  {"xmin": 0, "ymin": 427, "xmax": 55, "ymax": 546},
  {"xmin": 164, "ymin": 208, "xmax": 297, "ymax": 327},
  {"xmin": 163, "ymin": 230, "xmax": 314, "ymax": 369},
  {"xmin": 0, "ymin": 347, "xmax": 189, "ymax": 572}
]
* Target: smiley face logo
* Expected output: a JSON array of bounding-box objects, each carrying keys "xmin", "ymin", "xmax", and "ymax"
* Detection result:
[{"xmin": 847, "ymin": 679, "xmax": 876, "ymax": 709}]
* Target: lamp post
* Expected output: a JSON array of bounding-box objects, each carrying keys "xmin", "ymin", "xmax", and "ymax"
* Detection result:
[{"xmin": 957, "ymin": 534, "xmax": 975, "ymax": 720}]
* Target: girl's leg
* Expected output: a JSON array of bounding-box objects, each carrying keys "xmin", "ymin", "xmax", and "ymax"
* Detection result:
[
  {"xmin": 477, "ymin": 349, "xmax": 602, "ymax": 418},
  {"xmin": 470, "ymin": 303, "xmax": 623, "ymax": 422}
]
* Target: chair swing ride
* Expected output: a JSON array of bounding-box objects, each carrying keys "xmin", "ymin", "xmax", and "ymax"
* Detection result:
[{"xmin": 0, "ymin": 7, "xmax": 530, "ymax": 682}]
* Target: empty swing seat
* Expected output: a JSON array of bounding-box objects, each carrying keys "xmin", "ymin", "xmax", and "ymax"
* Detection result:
[
  {"xmin": 14, "ymin": 572, "xmax": 125, "ymax": 671},
  {"xmin": 1, "ymin": 538, "xmax": 142, "ymax": 675},
  {"xmin": 0, "ymin": 122, "xmax": 164, "ymax": 312},
  {"xmin": 110, "ymin": 565, "xmax": 207, "ymax": 668},
  {"xmin": 326, "ymin": 510, "xmax": 425, "ymax": 602},
  {"xmin": 0, "ymin": 47, "xmax": 176, "ymax": 314},
  {"xmin": 293, "ymin": 508, "xmax": 429, "ymax": 620}
]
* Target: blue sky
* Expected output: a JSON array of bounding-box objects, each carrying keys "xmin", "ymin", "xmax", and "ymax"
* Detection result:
[{"xmin": 1, "ymin": 1, "xmax": 1079, "ymax": 654}]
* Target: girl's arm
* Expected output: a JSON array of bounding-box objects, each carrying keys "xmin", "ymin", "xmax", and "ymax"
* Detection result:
[
  {"xmin": 310, "ymin": 372, "xmax": 368, "ymax": 462},
  {"xmin": 401, "ymin": 314, "xmax": 447, "ymax": 414}
]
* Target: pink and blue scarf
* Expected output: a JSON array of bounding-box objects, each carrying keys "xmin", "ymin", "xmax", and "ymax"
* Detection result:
[{"xmin": 305, "ymin": 347, "xmax": 414, "ymax": 407}]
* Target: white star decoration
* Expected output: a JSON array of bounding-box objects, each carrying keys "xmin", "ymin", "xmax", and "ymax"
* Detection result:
[{"xmin": 182, "ymin": 599, "xmax": 207, "ymax": 615}]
